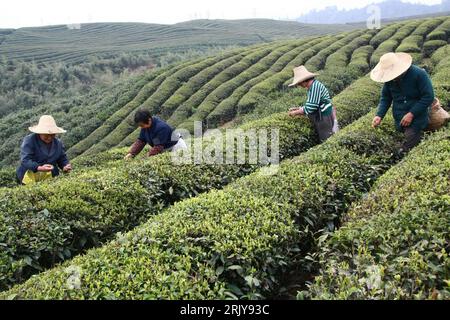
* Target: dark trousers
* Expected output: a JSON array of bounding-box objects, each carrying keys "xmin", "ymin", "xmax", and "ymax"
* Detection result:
[
  {"xmin": 308, "ymin": 112, "xmax": 334, "ymax": 142},
  {"xmin": 402, "ymin": 127, "xmax": 423, "ymax": 152}
]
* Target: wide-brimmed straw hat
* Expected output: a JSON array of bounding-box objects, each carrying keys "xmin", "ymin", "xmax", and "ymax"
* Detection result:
[
  {"xmin": 370, "ymin": 52, "xmax": 413, "ymax": 83},
  {"xmin": 29, "ymin": 115, "xmax": 66, "ymax": 134},
  {"xmin": 288, "ymin": 66, "xmax": 318, "ymax": 87}
]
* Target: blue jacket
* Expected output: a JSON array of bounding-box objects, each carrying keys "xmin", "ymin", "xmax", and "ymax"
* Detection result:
[
  {"xmin": 376, "ymin": 65, "xmax": 434, "ymax": 132},
  {"xmin": 138, "ymin": 117, "xmax": 178, "ymax": 149},
  {"xmin": 16, "ymin": 134, "xmax": 70, "ymax": 182}
]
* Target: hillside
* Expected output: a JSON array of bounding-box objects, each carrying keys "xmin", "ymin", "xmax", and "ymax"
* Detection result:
[
  {"xmin": 0, "ymin": 19, "xmax": 357, "ymax": 64},
  {"xmin": 0, "ymin": 15, "xmax": 449, "ymax": 169},
  {"xmin": 0, "ymin": 14, "xmax": 448, "ymax": 301}
]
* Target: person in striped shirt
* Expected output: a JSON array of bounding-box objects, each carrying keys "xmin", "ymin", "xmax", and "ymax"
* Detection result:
[{"xmin": 288, "ymin": 66, "xmax": 336, "ymax": 142}]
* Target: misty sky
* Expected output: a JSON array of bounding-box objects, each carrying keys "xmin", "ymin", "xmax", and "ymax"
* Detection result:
[{"xmin": 0, "ymin": 0, "xmax": 442, "ymax": 28}]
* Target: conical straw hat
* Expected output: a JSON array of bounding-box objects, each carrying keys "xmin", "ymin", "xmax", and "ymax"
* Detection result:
[
  {"xmin": 29, "ymin": 115, "xmax": 66, "ymax": 134},
  {"xmin": 370, "ymin": 52, "xmax": 413, "ymax": 83},
  {"xmin": 288, "ymin": 66, "xmax": 318, "ymax": 87}
]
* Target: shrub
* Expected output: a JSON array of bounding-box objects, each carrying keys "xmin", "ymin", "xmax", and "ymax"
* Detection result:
[
  {"xmin": 159, "ymin": 50, "xmax": 241, "ymax": 120},
  {"xmin": 324, "ymin": 31, "xmax": 373, "ymax": 69},
  {"xmin": 349, "ymin": 45, "xmax": 374, "ymax": 73},
  {"xmin": 204, "ymin": 40, "xmax": 311, "ymax": 126},
  {"xmin": 233, "ymin": 36, "xmax": 339, "ymax": 120},
  {"xmin": 0, "ymin": 168, "xmax": 17, "ymax": 188},
  {"xmin": 165, "ymin": 46, "xmax": 269, "ymax": 128},
  {"xmin": 305, "ymin": 30, "xmax": 363, "ymax": 72},
  {"xmin": 165, "ymin": 51, "xmax": 248, "ymax": 126},
  {"xmin": 169, "ymin": 45, "xmax": 276, "ymax": 130},
  {"xmin": 0, "ymin": 70, "xmax": 383, "ymax": 291},
  {"xmin": 205, "ymin": 40, "xmax": 315, "ymax": 125},
  {"xmin": 370, "ymin": 20, "xmax": 420, "ymax": 66},
  {"xmin": 67, "ymin": 69, "xmax": 166, "ymax": 158},
  {"xmin": 431, "ymin": 51, "xmax": 450, "ymax": 108},
  {"xmin": 179, "ymin": 43, "xmax": 299, "ymax": 132},
  {"xmin": 426, "ymin": 30, "xmax": 447, "ymax": 41},
  {"xmin": 305, "ymin": 125, "xmax": 450, "ymax": 300},
  {"xmin": 411, "ymin": 18, "xmax": 444, "ymax": 37},
  {"xmin": 396, "ymin": 35, "xmax": 424, "ymax": 53},
  {"xmin": 369, "ymin": 24, "xmax": 400, "ymax": 48},
  {"xmin": 426, "ymin": 18, "xmax": 450, "ymax": 41},
  {"xmin": 0, "ymin": 110, "xmax": 404, "ymax": 300},
  {"xmin": 423, "ymin": 40, "xmax": 448, "ymax": 58}
]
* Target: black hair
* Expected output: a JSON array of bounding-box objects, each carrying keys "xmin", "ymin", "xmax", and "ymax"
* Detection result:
[{"xmin": 134, "ymin": 109, "xmax": 152, "ymax": 125}]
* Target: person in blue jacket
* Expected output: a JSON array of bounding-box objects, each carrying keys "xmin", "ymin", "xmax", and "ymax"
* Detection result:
[
  {"xmin": 371, "ymin": 52, "xmax": 434, "ymax": 152},
  {"xmin": 17, "ymin": 115, "xmax": 72, "ymax": 184},
  {"xmin": 124, "ymin": 109, "xmax": 187, "ymax": 159}
]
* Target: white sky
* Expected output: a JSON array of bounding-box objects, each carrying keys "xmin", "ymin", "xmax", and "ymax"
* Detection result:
[{"xmin": 0, "ymin": 0, "xmax": 442, "ymax": 28}]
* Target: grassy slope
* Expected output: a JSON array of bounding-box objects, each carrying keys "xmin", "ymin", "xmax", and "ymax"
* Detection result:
[
  {"xmin": 0, "ymin": 16, "xmax": 446, "ymax": 298},
  {"xmin": 0, "ymin": 16, "xmax": 447, "ymax": 169},
  {"xmin": 0, "ymin": 19, "xmax": 357, "ymax": 64},
  {"xmin": 4, "ymin": 34, "xmax": 449, "ymax": 301}
]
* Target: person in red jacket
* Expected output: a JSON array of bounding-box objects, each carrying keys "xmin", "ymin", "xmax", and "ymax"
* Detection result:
[{"xmin": 124, "ymin": 109, "xmax": 187, "ymax": 159}]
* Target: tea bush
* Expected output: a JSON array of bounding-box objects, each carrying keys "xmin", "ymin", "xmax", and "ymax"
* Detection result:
[
  {"xmin": 348, "ymin": 45, "xmax": 375, "ymax": 73},
  {"xmin": 305, "ymin": 30, "xmax": 363, "ymax": 71},
  {"xmin": 178, "ymin": 43, "xmax": 300, "ymax": 132},
  {"xmin": 426, "ymin": 18, "xmax": 450, "ymax": 41},
  {"xmin": 370, "ymin": 20, "xmax": 421, "ymax": 66},
  {"xmin": 0, "ymin": 110, "xmax": 404, "ymax": 300},
  {"xmin": 369, "ymin": 23, "xmax": 401, "ymax": 48},
  {"xmin": 305, "ymin": 125, "xmax": 450, "ymax": 300},
  {"xmin": 396, "ymin": 35, "xmax": 424, "ymax": 53},
  {"xmin": 0, "ymin": 168, "xmax": 17, "ymax": 189},
  {"xmin": 324, "ymin": 32, "xmax": 374, "ymax": 69},
  {"xmin": 223, "ymin": 37, "xmax": 338, "ymax": 126},
  {"xmin": 67, "ymin": 68, "xmax": 167, "ymax": 158},
  {"xmin": 172, "ymin": 45, "xmax": 278, "ymax": 132},
  {"xmin": 411, "ymin": 18, "xmax": 444, "ymax": 37},
  {"xmin": 203, "ymin": 40, "xmax": 312, "ymax": 126},
  {"xmin": 84, "ymin": 56, "xmax": 228, "ymax": 155},
  {"xmin": 159, "ymin": 50, "xmax": 246, "ymax": 120},
  {"xmin": 205, "ymin": 41, "xmax": 316, "ymax": 128},
  {"xmin": 0, "ymin": 69, "xmax": 383, "ymax": 291},
  {"xmin": 166, "ymin": 44, "xmax": 275, "ymax": 128},
  {"xmin": 431, "ymin": 50, "xmax": 450, "ymax": 107},
  {"xmin": 423, "ymin": 40, "xmax": 448, "ymax": 58}
]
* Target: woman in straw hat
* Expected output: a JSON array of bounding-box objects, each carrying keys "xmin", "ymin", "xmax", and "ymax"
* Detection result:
[
  {"xmin": 16, "ymin": 115, "xmax": 72, "ymax": 185},
  {"xmin": 371, "ymin": 52, "xmax": 434, "ymax": 152},
  {"xmin": 288, "ymin": 66, "xmax": 336, "ymax": 142}
]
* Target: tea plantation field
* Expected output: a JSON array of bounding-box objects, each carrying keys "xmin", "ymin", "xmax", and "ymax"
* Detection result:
[
  {"xmin": 0, "ymin": 20, "xmax": 357, "ymax": 64},
  {"xmin": 0, "ymin": 15, "xmax": 449, "ymax": 300}
]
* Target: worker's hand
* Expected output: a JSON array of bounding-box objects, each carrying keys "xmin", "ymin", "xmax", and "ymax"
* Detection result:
[
  {"xmin": 124, "ymin": 153, "xmax": 134, "ymax": 161},
  {"xmin": 289, "ymin": 107, "xmax": 305, "ymax": 117},
  {"xmin": 372, "ymin": 116, "xmax": 382, "ymax": 128},
  {"xmin": 400, "ymin": 112, "xmax": 414, "ymax": 127},
  {"xmin": 63, "ymin": 164, "xmax": 72, "ymax": 173},
  {"xmin": 38, "ymin": 164, "xmax": 54, "ymax": 172}
]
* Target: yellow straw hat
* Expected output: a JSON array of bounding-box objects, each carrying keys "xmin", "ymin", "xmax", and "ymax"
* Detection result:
[
  {"xmin": 370, "ymin": 52, "xmax": 413, "ymax": 83},
  {"xmin": 29, "ymin": 115, "xmax": 66, "ymax": 134},
  {"xmin": 288, "ymin": 66, "xmax": 318, "ymax": 87}
]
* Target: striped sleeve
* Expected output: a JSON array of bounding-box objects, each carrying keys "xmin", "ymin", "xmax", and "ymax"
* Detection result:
[{"xmin": 304, "ymin": 81, "xmax": 321, "ymax": 114}]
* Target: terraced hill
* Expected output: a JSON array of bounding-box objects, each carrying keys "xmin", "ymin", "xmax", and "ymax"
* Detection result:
[
  {"xmin": 0, "ymin": 15, "xmax": 449, "ymax": 300},
  {"xmin": 0, "ymin": 16, "xmax": 449, "ymax": 167},
  {"xmin": 0, "ymin": 19, "xmax": 357, "ymax": 64},
  {"xmin": 48, "ymin": 16, "xmax": 450, "ymax": 156}
]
